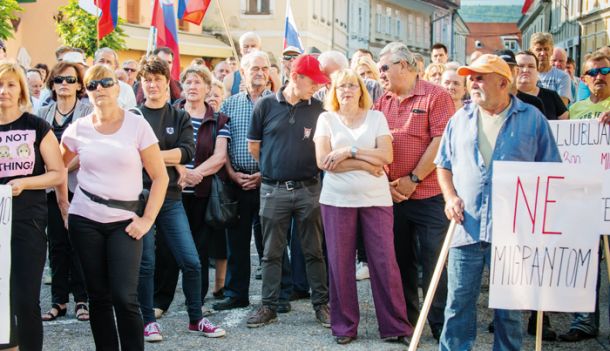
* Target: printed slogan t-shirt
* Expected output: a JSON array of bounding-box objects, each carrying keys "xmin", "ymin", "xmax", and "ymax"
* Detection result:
[
  {"xmin": 0, "ymin": 112, "xmax": 52, "ymax": 220},
  {"xmin": 61, "ymin": 111, "xmax": 158, "ymax": 223},
  {"xmin": 569, "ymin": 95, "xmax": 610, "ymax": 120}
]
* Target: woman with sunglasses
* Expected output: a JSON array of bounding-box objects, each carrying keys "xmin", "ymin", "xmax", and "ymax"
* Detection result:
[
  {"xmin": 59, "ymin": 64, "xmax": 168, "ymax": 351},
  {"xmin": 0, "ymin": 61, "xmax": 65, "ymax": 351},
  {"xmin": 38, "ymin": 61, "xmax": 92, "ymax": 323},
  {"xmin": 136, "ymin": 56, "xmax": 225, "ymax": 343}
]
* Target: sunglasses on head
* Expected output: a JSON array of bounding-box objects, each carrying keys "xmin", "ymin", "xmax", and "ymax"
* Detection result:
[
  {"xmin": 584, "ymin": 67, "xmax": 610, "ymax": 77},
  {"xmin": 85, "ymin": 77, "xmax": 116, "ymax": 91},
  {"xmin": 53, "ymin": 76, "xmax": 78, "ymax": 84}
]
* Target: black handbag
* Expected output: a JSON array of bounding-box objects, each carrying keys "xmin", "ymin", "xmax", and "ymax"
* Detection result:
[{"xmin": 204, "ymin": 113, "xmax": 238, "ymax": 228}]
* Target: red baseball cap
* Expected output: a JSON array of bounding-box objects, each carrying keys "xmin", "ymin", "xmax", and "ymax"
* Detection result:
[{"xmin": 291, "ymin": 54, "xmax": 330, "ymax": 84}]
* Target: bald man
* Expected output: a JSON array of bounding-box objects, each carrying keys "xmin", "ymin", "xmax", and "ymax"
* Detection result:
[{"xmin": 551, "ymin": 47, "xmax": 567, "ymax": 70}]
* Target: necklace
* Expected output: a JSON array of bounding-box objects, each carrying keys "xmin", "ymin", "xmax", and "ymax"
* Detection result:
[{"xmin": 57, "ymin": 101, "xmax": 76, "ymax": 117}]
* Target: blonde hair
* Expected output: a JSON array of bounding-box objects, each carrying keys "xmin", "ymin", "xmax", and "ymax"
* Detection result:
[
  {"xmin": 423, "ymin": 63, "xmax": 446, "ymax": 82},
  {"xmin": 83, "ymin": 64, "xmax": 117, "ymax": 86},
  {"xmin": 351, "ymin": 56, "xmax": 380, "ymax": 81},
  {"xmin": 0, "ymin": 61, "xmax": 32, "ymax": 112},
  {"xmin": 530, "ymin": 32, "xmax": 554, "ymax": 48},
  {"xmin": 324, "ymin": 69, "xmax": 372, "ymax": 112},
  {"xmin": 210, "ymin": 79, "xmax": 225, "ymax": 96}
]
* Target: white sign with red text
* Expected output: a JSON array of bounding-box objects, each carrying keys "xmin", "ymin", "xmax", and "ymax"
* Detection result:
[
  {"xmin": 489, "ymin": 162, "xmax": 601, "ymax": 312},
  {"xmin": 0, "ymin": 185, "xmax": 11, "ymax": 344}
]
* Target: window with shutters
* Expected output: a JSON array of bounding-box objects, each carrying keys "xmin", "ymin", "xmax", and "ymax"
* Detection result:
[
  {"xmin": 245, "ymin": 0, "xmax": 270, "ymax": 15},
  {"xmin": 386, "ymin": 7, "xmax": 392, "ymax": 35}
]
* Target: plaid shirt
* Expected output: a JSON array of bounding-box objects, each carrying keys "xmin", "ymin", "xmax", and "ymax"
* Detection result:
[
  {"xmin": 374, "ymin": 79, "xmax": 454, "ymax": 200},
  {"xmin": 220, "ymin": 90, "xmax": 272, "ymax": 173}
]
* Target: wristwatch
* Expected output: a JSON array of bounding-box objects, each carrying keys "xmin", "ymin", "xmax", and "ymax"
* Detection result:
[
  {"xmin": 350, "ymin": 146, "xmax": 358, "ymax": 158},
  {"xmin": 409, "ymin": 172, "xmax": 422, "ymax": 184}
]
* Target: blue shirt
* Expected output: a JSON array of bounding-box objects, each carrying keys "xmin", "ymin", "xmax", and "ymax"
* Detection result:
[{"xmin": 434, "ymin": 96, "xmax": 562, "ymax": 248}]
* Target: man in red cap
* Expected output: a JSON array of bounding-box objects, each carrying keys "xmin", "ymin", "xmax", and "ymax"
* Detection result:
[{"xmin": 246, "ymin": 55, "xmax": 331, "ymax": 328}]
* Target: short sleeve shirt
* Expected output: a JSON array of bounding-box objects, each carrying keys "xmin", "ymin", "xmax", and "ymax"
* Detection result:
[
  {"xmin": 374, "ymin": 79, "xmax": 455, "ymax": 199},
  {"xmin": 538, "ymin": 67, "xmax": 573, "ymax": 102},
  {"xmin": 0, "ymin": 113, "xmax": 52, "ymax": 220},
  {"xmin": 314, "ymin": 110, "xmax": 393, "ymax": 207},
  {"xmin": 62, "ymin": 111, "xmax": 158, "ymax": 223},
  {"xmin": 569, "ymin": 96, "xmax": 610, "ymax": 120}
]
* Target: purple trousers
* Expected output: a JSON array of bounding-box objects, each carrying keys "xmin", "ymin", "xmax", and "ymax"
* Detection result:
[{"xmin": 321, "ymin": 204, "xmax": 413, "ymax": 338}]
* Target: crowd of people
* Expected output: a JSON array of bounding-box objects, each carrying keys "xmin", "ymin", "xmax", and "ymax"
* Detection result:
[{"xmin": 0, "ymin": 29, "xmax": 609, "ymax": 351}]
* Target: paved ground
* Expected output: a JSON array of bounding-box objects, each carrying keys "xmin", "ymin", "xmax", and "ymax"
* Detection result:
[{"xmin": 40, "ymin": 242, "xmax": 610, "ymax": 350}]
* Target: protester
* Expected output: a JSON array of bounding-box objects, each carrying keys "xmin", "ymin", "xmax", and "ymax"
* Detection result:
[
  {"xmin": 530, "ymin": 32, "xmax": 572, "ymax": 105},
  {"xmin": 122, "ymin": 59, "xmax": 138, "ymax": 86},
  {"xmin": 314, "ymin": 69, "xmax": 411, "ymax": 345},
  {"xmin": 206, "ymin": 79, "xmax": 225, "ymax": 112},
  {"xmin": 115, "ymin": 68, "xmax": 128, "ymax": 83},
  {"xmin": 557, "ymin": 52, "xmax": 610, "ymax": 343},
  {"xmin": 34, "ymin": 63, "xmax": 49, "ymax": 83},
  {"xmin": 93, "ymin": 47, "xmax": 137, "ymax": 109},
  {"xmin": 213, "ymin": 60, "xmax": 232, "ymax": 82},
  {"xmin": 246, "ymin": 54, "xmax": 330, "ymax": 328},
  {"xmin": 436, "ymin": 54, "xmax": 561, "ymax": 350},
  {"xmin": 431, "ymin": 43, "xmax": 449, "ymax": 64},
  {"xmin": 135, "ymin": 56, "xmax": 225, "ymax": 342},
  {"xmin": 226, "ymin": 56, "xmax": 238, "ymax": 72},
  {"xmin": 350, "ymin": 48, "xmax": 374, "ymax": 65},
  {"xmin": 551, "ymin": 47, "xmax": 568, "ymax": 70},
  {"xmin": 281, "ymin": 46, "xmax": 301, "ymax": 84},
  {"xmin": 27, "ymin": 69, "xmax": 44, "ymax": 113},
  {"xmin": 135, "ymin": 47, "xmax": 183, "ymax": 104},
  {"xmin": 153, "ymin": 65, "xmax": 230, "ymax": 317},
  {"xmin": 38, "ymin": 61, "xmax": 92, "ymax": 323},
  {"xmin": 316, "ymin": 51, "xmax": 382, "ymax": 102},
  {"xmin": 516, "ymin": 51, "xmax": 569, "ymax": 120},
  {"xmin": 441, "ymin": 70, "xmax": 467, "ymax": 111},
  {"xmin": 58, "ymin": 64, "xmax": 167, "ymax": 351},
  {"xmin": 375, "ymin": 42, "xmax": 454, "ymax": 341},
  {"xmin": 351, "ymin": 55, "xmax": 380, "ymax": 81},
  {"xmin": 423, "ymin": 63, "xmax": 445, "ymax": 85},
  {"xmin": 566, "ymin": 57, "xmax": 581, "ymax": 102},
  {"xmin": 0, "ymin": 61, "xmax": 65, "ymax": 351}
]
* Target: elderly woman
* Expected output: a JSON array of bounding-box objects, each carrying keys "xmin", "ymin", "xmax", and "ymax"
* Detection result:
[
  {"xmin": 0, "ymin": 62, "xmax": 65, "ymax": 351},
  {"xmin": 38, "ymin": 61, "xmax": 92, "ymax": 323},
  {"xmin": 59, "ymin": 64, "xmax": 168, "ymax": 351},
  {"xmin": 206, "ymin": 79, "xmax": 226, "ymax": 113},
  {"xmin": 351, "ymin": 56, "xmax": 380, "ymax": 82},
  {"xmin": 423, "ymin": 63, "xmax": 446, "ymax": 85},
  {"xmin": 314, "ymin": 69, "xmax": 411, "ymax": 345},
  {"xmin": 153, "ymin": 65, "xmax": 230, "ymax": 317},
  {"xmin": 441, "ymin": 70, "xmax": 467, "ymax": 111},
  {"xmin": 136, "ymin": 56, "xmax": 225, "ymax": 343}
]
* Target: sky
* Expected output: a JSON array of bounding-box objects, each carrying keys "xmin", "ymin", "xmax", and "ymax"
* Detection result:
[{"xmin": 461, "ymin": 0, "xmax": 523, "ymax": 5}]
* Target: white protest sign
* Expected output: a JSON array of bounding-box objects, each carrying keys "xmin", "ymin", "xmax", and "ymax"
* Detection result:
[
  {"xmin": 0, "ymin": 185, "xmax": 11, "ymax": 344},
  {"xmin": 550, "ymin": 119, "xmax": 610, "ymax": 233},
  {"xmin": 489, "ymin": 161, "xmax": 601, "ymax": 312}
]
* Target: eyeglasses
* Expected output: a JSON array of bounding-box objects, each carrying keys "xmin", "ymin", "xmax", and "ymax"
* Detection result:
[
  {"xmin": 53, "ymin": 76, "xmax": 78, "ymax": 84},
  {"xmin": 283, "ymin": 55, "xmax": 298, "ymax": 61},
  {"xmin": 124, "ymin": 67, "xmax": 137, "ymax": 73},
  {"xmin": 584, "ymin": 67, "xmax": 610, "ymax": 77},
  {"xmin": 85, "ymin": 78, "xmax": 116, "ymax": 91},
  {"xmin": 337, "ymin": 83, "xmax": 359, "ymax": 91},
  {"xmin": 379, "ymin": 61, "xmax": 401, "ymax": 73}
]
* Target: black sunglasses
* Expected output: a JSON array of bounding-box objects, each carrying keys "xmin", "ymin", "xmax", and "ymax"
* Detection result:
[
  {"xmin": 283, "ymin": 55, "xmax": 298, "ymax": 61},
  {"xmin": 584, "ymin": 67, "xmax": 610, "ymax": 77},
  {"xmin": 86, "ymin": 77, "xmax": 116, "ymax": 91},
  {"xmin": 124, "ymin": 67, "xmax": 137, "ymax": 73},
  {"xmin": 379, "ymin": 61, "xmax": 401, "ymax": 73},
  {"xmin": 53, "ymin": 76, "xmax": 78, "ymax": 84}
]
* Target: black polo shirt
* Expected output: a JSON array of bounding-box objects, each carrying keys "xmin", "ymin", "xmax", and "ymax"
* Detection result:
[{"xmin": 247, "ymin": 87, "xmax": 323, "ymax": 181}]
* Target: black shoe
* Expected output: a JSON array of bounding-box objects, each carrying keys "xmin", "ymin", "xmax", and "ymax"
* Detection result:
[
  {"xmin": 431, "ymin": 328, "xmax": 441, "ymax": 342},
  {"xmin": 212, "ymin": 297, "xmax": 249, "ymax": 311},
  {"xmin": 289, "ymin": 290, "xmax": 311, "ymax": 301},
  {"xmin": 255, "ymin": 266, "xmax": 262, "ymax": 280},
  {"xmin": 527, "ymin": 313, "xmax": 556, "ymax": 341},
  {"xmin": 488, "ymin": 320, "xmax": 494, "ymax": 333},
  {"xmin": 558, "ymin": 329, "xmax": 596, "ymax": 342},
  {"xmin": 212, "ymin": 288, "xmax": 225, "ymax": 300},
  {"xmin": 384, "ymin": 335, "xmax": 410, "ymax": 346},
  {"xmin": 335, "ymin": 336, "xmax": 355, "ymax": 345},
  {"xmin": 277, "ymin": 301, "xmax": 291, "ymax": 314}
]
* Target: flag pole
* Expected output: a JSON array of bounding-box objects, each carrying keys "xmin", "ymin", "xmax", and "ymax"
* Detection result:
[
  {"xmin": 214, "ymin": 0, "xmax": 240, "ymax": 63},
  {"xmin": 95, "ymin": 11, "xmax": 100, "ymax": 50}
]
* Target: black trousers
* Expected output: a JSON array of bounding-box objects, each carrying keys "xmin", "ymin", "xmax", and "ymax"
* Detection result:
[
  {"xmin": 47, "ymin": 192, "xmax": 87, "ymax": 304},
  {"xmin": 69, "ymin": 215, "xmax": 144, "ymax": 351},
  {"xmin": 0, "ymin": 217, "xmax": 47, "ymax": 351},
  {"xmin": 154, "ymin": 194, "xmax": 216, "ymax": 310}
]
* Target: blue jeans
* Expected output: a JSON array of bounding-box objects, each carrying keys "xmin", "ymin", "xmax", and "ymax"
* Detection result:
[
  {"xmin": 138, "ymin": 199, "xmax": 202, "ymax": 324},
  {"xmin": 440, "ymin": 242, "xmax": 522, "ymax": 351}
]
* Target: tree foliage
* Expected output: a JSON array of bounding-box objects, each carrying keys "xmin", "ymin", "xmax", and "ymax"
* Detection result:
[
  {"xmin": 0, "ymin": 0, "xmax": 23, "ymax": 41},
  {"xmin": 54, "ymin": 0, "xmax": 126, "ymax": 58}
]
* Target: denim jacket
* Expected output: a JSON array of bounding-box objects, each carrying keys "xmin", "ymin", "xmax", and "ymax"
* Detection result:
[{"xmin": 434, "ymin": 95, "xmax": 562, "ymax": 248}]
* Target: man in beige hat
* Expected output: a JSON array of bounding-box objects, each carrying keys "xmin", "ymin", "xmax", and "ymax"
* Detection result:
[{"xmin": 435, "ymin": 54, "xmax": 561, "ymax": 350}]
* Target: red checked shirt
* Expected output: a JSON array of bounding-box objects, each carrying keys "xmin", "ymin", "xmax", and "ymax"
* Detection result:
[{"xmin": 374, "ymin": 79, "xmax": 455, "ymax": 200}]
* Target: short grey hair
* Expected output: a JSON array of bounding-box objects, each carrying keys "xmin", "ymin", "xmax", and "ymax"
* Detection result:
[
  {"xmin": 379, "ymin": 42, "xmax": 416, "ymax": 70},
  {"xmin": 239, "ymin": 32, "xmax": 262, "ymax": 49},
  {"xmin": 240, "ymin": 51, "xmax": 270, "ymax": 70},
  {"xmin": 318, "ymin": 51, "xmax": 349, "ymax": 70},
  {"xmin": 122, "ymin": 59, "xmax": 137, "ymax": 67},
  {"xmin": 94, "ymin": 47, "xmax": 119, "ymax": 68}
]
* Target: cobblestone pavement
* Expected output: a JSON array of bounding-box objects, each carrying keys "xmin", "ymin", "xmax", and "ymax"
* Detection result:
[{"xmin": 40, "ymin": 243, "xmax": 610, "ymax": 351}]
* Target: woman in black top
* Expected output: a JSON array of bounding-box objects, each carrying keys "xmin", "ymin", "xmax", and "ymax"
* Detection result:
[
  {"xmin": 0, "ymin": 62, "xmax": 65, "ymax": 351},
  {"xmin": 38, "ymin": 61, "xmax": 93, "ymax": 323}
]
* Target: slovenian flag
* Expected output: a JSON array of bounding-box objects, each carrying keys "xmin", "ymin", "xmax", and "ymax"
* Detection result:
[
  {"xmin": 283, "ymin": 1, "xmax": 303, "ymax": 51},
  {"xmin": 94, "ymin": 0, "xmax": 118, "ymax": 40},
  {"xmin": 177, "ymin": 0, "xmax": 211, "ymax": 25},
  {"xmin": 152, "ymin": 0, "xmax": 181, "ymax": 80}
]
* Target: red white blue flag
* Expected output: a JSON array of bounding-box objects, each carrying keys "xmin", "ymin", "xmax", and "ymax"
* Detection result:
[
  {"xmin": 283, "ymin": 1, "xmax": 303, "ymax": 51},
  {"xmin": 177, "ymin": 0, "xmax": 211, "ymax": 25},
  {"xmin": 152, "ymin": 0, "xmax": 181, "ymax": 80},
  {"xmin": 94, "ymin": 0, "xmax": 118, "ymax": 40}
]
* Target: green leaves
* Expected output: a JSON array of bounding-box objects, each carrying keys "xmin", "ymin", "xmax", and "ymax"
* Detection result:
[
  {"xmin": 0, "ymin": 0, "xmax": 23, "ymax": 41},
  {"xmin": 54, "ymin": 0, "xmax": 126, "ymax": 58}
]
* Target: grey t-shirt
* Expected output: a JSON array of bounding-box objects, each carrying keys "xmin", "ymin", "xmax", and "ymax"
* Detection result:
[{"xmin": 538, "ymin": 67, "xmax": 572, "ymax": 102}]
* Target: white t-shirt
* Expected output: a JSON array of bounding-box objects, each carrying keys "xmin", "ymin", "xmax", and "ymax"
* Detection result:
[
  {"xmin": 314, "ymin": 110, "xmax": 393, "ymax": 207},
  {"xmin": 118, "ymin": 80, "xmax": 137, "ymax": 109},
  {"xmin": 61, "ymin": 110, "xmax": 158, "ymax": 223}
]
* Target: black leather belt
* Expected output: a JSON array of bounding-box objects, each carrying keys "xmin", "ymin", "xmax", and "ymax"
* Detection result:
[
  {"xmin": 261, "ymin": 178, "xmax": 318, "ymax": 191},
  {"xmin": 80, "ymin": 187, "xmax": 142, "ymax": 213}
]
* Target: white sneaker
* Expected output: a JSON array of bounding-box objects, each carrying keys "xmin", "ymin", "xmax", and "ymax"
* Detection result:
[
  {"xmin": 356, "ymin": 262, "xmax": 370, "ymax": 281},
  {"xmin": 144, "ymin": 322, "xmax": 163, "ymax": 342},
  {"xmin": 188, "ymin": 318, "xmax": 226, "ymax": 338}
]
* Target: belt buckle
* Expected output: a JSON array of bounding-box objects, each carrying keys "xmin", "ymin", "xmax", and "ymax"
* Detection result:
[{"xmin": 285, "ymin": 181, "xmax": 295, "ymax": 191}]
